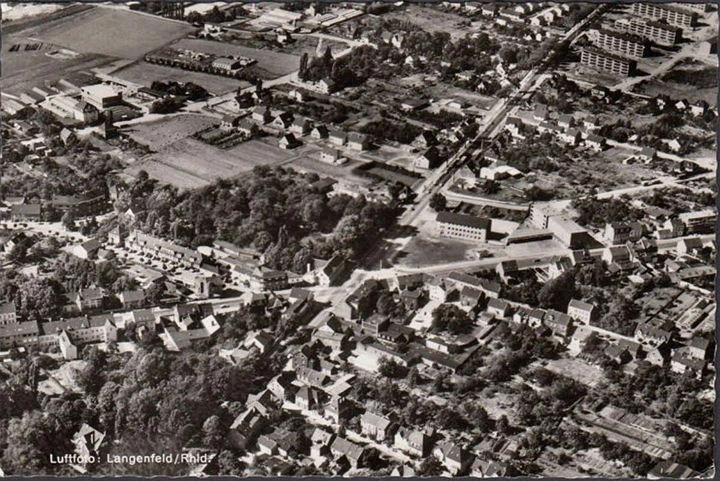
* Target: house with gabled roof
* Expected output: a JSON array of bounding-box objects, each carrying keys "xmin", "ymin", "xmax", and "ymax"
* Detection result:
[
  {"xmin": 394, "ymin": 427, "xmax": 431, "ymax": 457},
  {"xmin": 567, "ymin": 299, "xmax": 596, "ymax": 324},
  {"xmin": 433, "ymin": 440, "xmax": 473, "ymax": 475},
  {"xmin": 360, "ymin": 412, "xmax": 394, "ymax": 441}
]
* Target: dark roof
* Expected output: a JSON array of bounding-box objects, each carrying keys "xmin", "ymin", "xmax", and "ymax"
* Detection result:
[{"xmin": 436, "ymin": 212, "xmax": 491, "ymax": 230}]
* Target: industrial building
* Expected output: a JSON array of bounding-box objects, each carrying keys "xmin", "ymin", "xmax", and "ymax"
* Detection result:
[{"xmin": 80, "ymin": 84, "xmax": 123, "ymax": 110}]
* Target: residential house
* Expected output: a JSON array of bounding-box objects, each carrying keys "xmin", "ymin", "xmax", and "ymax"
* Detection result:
[
  {"xmin": 330, "ymin": 437, "xmax": 365, "ymax": 469},
  {"xmin": 347, "ymin": 132, "xmax": 370, "ymax": 151},
  {"xmin": 486, "ymin": 298, "xmax": 510, "ymax": 318},
  {"xmin": 118, "ymin": 290, "xmax": 145, "ymax": 310},
  {"xmin": 567, "ymin": 299, "xmax": 596, "ymax": 324},
  {"xmin": 433, "ymin": 441, "xmax": 472, "ymax": 475},
  {"xmin": 0, "ymin": 303, "xmax": 17, "ymax": 326},
  {"xmin": 251, "ymin": 106, "xmax": 272, "ymax": 124},
  {"xmin": 394, "ymin": 427, "xmax": 430, "ymax": 457},
  {"xmin": 328, "ymin": 128, "xmax": 347, "ymax": 146},
  {"xmin": 311, "ymin": 125, "xmax": 329, "ymax": 139},
  {"xmin": 412, "ymin": 131, "xmax": 437, "ymax": 149},
  {"xmin": 278, "ymin": 133, "xmax": 301, "ymax": 150},
  {"xmin": 290, "ymin": 117, "xmax": 312, "ymax": 136},
  {"xmin": 413, "ymin": 146, "xmax": 443, "ymax": 170},
  {"xmin": 360, "ymin": 412, "xmax": 394, "ymax": 442}
]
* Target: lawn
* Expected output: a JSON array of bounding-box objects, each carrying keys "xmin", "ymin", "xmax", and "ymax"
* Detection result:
[
  {"xmin": 393, "ymin": 235, "xmax": 475, "ymax": 267},
  {"xmin": 31, "ymin": 6, "xmax": 195, "ymax": 59},
  {"xmin": 127, "ymin": 138, "xmax": 299, "ymax": 190}
]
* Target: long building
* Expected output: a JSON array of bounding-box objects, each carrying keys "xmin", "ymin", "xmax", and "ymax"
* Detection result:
[
  {"xmin": 614, "ymin": 18, "xmax": 682, "ymax": 46},
  {"xmin": 129, "ymin": 230, "xmax": 204, "ymax": 268},
  {"xmin": 630, "ymin": 3, "xmax": 696, "ymax": 28},
  {"xmin": 435, "ymin": 212, "xmax": 491, "ymax": 242},
  {"xmin": 587, "ymin": 28, "xmax": 647, "ymax": 58},
  {"xmin": 580, "ymin": 47, "xmax": 637, "ymax": 76}
]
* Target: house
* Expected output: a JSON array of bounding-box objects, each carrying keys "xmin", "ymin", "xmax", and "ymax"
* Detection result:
[
  {"xmin": 11, "ymin": 203, "xmax": 42, "ymax": 221},
  {"xmin": 72, "ymin": 238, "xmax": 102, "ymax": 260},
  {"xmin": 413, "ymin": 146, "xmax": 443, "ymax": 170},
  {"xmin": 60, "ymin": 128, "xmax": 77, "ymax": 146},
  {"xmin": 319, "ymin": 148, "xmax": 343, "ymax": 165},
  {"xmin": 426, "ymin": 276, "xmax": 448, "ymax": 303},
  {"xmin": 72, "ymin": 288, "xmax": 105, "ymax": 312},
  {"xmin": 394, "ymin": 427, "xmax": 430, "ymax": 457},
  {"xmin": 567, "ymin": 299, "xmax": 596, "ymax": 324},
  {"xmin": 533, "ymin": 104, "xmax": 549, "ymax": 122},
  {"xmin": 460, "ymin": 287, "xmax": 483, "ymax": 309},
  {"xmin": 453, "ymin": 166, "xmax": 477, "ymax": 189},
  {"xmin": 557, "ymin": 114, "xmax": 573, "ymax": 129},
  {"xmin": 558, "ymin": 129, "xmax": 581, "ymax": 145},
  {"xmin": 295, "ymin": 385, "xmax": 323, "ymax": 411},
  {"xmin": 543, "ymin": 309, "xmax": 573, "ymax": 337},
  {"xmin": 273, "ymin": 111, "xmax": 294, "ymax": 129},
  {"xmin": 251, "ymin": 106, "xmax": 273, "ymax": 124},
  {"xmin": 328, "ymin": 129, "xmax": 347, "ymax": 146},
  {"xmin": 435, "ymin": 212, "xmax": 490, "ymax": 242},
  {"xmin": 486, "ymin": 298, "xmax": 509, "ymax": 318},
  {"xmin": 647, "ymin": 461, "xmax": 699, "ymax": 479},
  {"xmin": 311, "ymin": 125, "xmax": 329, "ymax": 139},
  {"xmin": 686, "ymin": 336, "xmax": 712, "ymax": 360},
  {"xmin": 118, "ymin": 290, "xmax": 145, "ymax": 310},
  {"xmin": 316, "ymin": 254, "xmax": 353, "ymax": 287},
  {"xmin": 400, "ymin": 98, "xmax": 429, "ymax": 112},
  {"xmin": 72, "ymin": 424, "xmax": 105, "ymax": 461},
  {"xmin": 316, "ymin": 78, "xmax": 337, "ymax": 95},
  {"xmin": 690, "ymin": 100, "xmax": 709, "ymax": 117},
  {"xmin": 330, "ymin": 437, "xmax": 365, "ymax": 469},
  {"xmin": 310, "ymin": 428, "xmax": 335, "ymax": 460},
  {"xmin": 257, "ymin": 435, "xmax": 278, "ymax": 455},
  {"xmin": 360, "ymin": 412, "xmax": 393, "ymax": 441},
  {"xmin": 278, "ymin": 133, "xmax": 301, "ymax": 150},
  {"xmin": 347, "ymin": 132, "xmax": 370, "ymax": 151},
  {"xmin": 637, "ymin": 147, "xmax": 657, "ymax": 162},
  {"xmin": 230, "ymin": 407, "xmax": 267, "ymax": 449},
  {"xmin": 433, "ymin": 441, "xmax": 472, "ymax": 475},
  {"xmin": 604, "ymin": 222, "xmax": 644, "ymax": 245},
  {"xmin": 635, "ymin": 323, "xmax": 671, "ymax": 346},
  {"xmin": 412, "ymin": 131, "xmax": 437, "ymax": 149},
  {"xmin": 676, "ymin": 237, "xmax": 704, "ymax": 255},
  {"xmin": 290, "ymin": 117, "xmax": 311, "ymax": 136},
  {"xmin": 0, "ymin": 303, "xmax": 17, "ymax": 326}
]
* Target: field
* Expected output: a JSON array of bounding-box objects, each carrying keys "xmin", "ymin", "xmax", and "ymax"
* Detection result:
[
  {"xmin": 113, "ymin": 61, "xmax": 250, "ymax": 95},
  {"xmin": 30, "ymin": 6, "xmax": 195, "ymax": 59},
  {"xmin": 382, "ymin": 4, "xmax": 472, "ymax": 39},
  {"xmin": 127, "ymin": 138, "xmax": 300, "ymax": 189},
  {"xmin": 393, "ymin": 235, "xmax": 475, "ymax": 267},
  {"xmin": 170, "ymin": 38, "xmax": 300, "ymax": 79},
  {"xmin": 291, "ymin": 155, "xmax": 374, "ymax": 188},
  {"xmin": 123, "ymin": 114, "xmax": 218, "ymax": 151}
]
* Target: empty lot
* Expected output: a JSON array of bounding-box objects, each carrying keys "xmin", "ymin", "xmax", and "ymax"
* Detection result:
[{"xmin": 123, "ymin": 114, "xmax": 218, "ymax": 151}]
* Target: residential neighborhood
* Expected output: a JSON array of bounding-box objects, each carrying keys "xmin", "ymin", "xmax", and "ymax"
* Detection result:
[{"xmin": 0, "ymin": 0, "xmax": 715, "ymax": 478}]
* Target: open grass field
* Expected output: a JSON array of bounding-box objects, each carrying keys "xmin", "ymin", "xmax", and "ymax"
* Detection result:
[
  {"xmin": 1, "ymin": 33, "xmax": 112, "ymax": 95},
  {"xmin": 29, "ymin": 6, "xmax": 195, "ymax": 59},
  {"xmin": 393, "ymin": 235, "xmax": 475, "ymax": 267},
  {"xmin": 127, "ymin": 138, "xmax": 299, "ymax": 189},
  {"xmin": 113, "ymin": 60, "xmax": 250, "ymax": 95},
  {"xmin": 171, "ymin": 38, "xmax": 300, "ymax": 79},
  {"xmin": 123, "ymin": 114, "xmax": 218, "ymax": 151},
  {"xmin": 382, "ymin": 4, "xmax": 472, "ymax": 39}
]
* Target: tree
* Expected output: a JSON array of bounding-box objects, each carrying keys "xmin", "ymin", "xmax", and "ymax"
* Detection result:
[
  {"xmin": 429, "ymin": 193, "xmax": 447, "ymax": 212},
  {"xmin": 417, "ymin": 456, "xmax": 444, "ymax": 476},
  {"xmin": 61, "ymin": 209, "xmax": 77, "ymax": 231},
  {"xmin": 202, "ymin": 414, "xmax": 226, "ymax": 449},
  {"xmin": 432, "ymin": 304, "xmax": 474, "ymax": 335},
  {"xmin": 378, "ymin": 357, "xmax": 407, "ymax": 379},
  {"xmin": 537, "ymin": 271, "xmax": 576, "ymax": 311}
]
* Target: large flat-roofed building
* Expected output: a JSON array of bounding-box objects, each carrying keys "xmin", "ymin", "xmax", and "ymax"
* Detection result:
[
  {"xmin": 580, "ymin": 47, "xmax": 637, "ymax": 76},
  {"xmin": 435, "ymin": 212, "xmax": 491, "ymax": 242},
  {"xmin": 614, "ymin": 18, "xmax": 682, "ymax": 46},
  {"xmin": 80, "ymin": 84, "xmax": 123, "ymax": 110},
  {"xmin": 546, "ymin": 215, "xmax": 588, "ymax": 249},
  {"xmin": 630, "ymin": 3, "xmax": 696, "ymax": 28},
  {"xmin": 587, "ymin": 28, "xmax": 647, "ymax": 58},
  {"xmin": 678, "ymin": 210, "xmax": 716, "ymax": 234}
]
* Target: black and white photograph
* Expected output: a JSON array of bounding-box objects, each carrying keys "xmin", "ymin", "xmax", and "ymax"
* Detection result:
[{"xmin": 0, "ymin": 0, "xmax": 716, "ymax": 477}]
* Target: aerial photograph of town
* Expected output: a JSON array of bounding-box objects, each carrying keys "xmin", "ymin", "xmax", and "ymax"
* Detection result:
[{"xmin": 0, "ymin": 0, "xmax": 716, "ymax": 478}]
